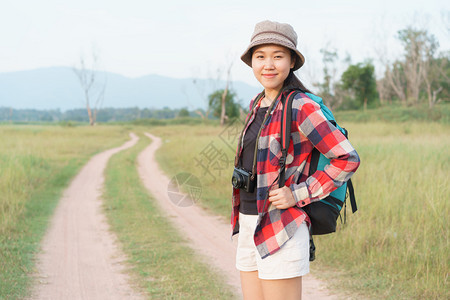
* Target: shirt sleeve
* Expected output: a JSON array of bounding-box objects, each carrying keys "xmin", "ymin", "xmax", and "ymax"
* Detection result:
[{"xmin": 289, "ymin": 95, "xmax": 360, "ymax": 207}]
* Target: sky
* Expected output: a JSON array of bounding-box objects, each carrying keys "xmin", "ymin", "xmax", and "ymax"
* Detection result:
[{"xmin": 1, "ymin": 0, "xmax": 449, "ymax": 88}]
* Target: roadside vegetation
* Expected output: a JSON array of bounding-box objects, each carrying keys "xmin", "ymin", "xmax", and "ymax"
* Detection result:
[
  {"xmin": 150, "ymin": 121, "xmax": 449, "ymax": 300},
  {"xmin": 102, "ymin": 133, "xmax": 236, "ymax": 299},
  {"xmin": 0, "ymin": 125, "xmax": 128, "ymax": 299}
]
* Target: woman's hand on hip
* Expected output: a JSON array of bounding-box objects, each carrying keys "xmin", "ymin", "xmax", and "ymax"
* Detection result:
[{"xmin": 268, "ymin": 186, "xmax": 296, "ymax": 209}]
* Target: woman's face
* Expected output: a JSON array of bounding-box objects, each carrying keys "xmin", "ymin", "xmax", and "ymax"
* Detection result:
[{"xmin": 251, "ymin": 44, "xmax": 295, "ymax": 94}]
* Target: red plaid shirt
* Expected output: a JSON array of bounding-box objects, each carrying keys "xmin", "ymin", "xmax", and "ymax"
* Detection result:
[{"xmin": 231, "ymin": 90, "xmax": 360, "ymax": 259}]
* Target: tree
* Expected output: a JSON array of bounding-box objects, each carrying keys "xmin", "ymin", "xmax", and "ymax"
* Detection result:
[
  {"xmin": 383, "ymin": 27, "xmax": 440, "ymax": 106},
  {"xmin": 376, "ymin": 76, "xmax": 396, "ymax": 105},
  {"xmin": 422, "ymin": 51, "xmax": 450, "ymax": 107},
  {"xmin": 208, "ymin": 89, "xmax": 239, "ymax": 121},
  {"xmin": 191, "ymin": 56, "xmax": 234, "ymax": 123},
  {"xmin": 72, "ymin": 49, "xmax": 106, "ymax": 126},
  {"xmin": 314, "ymin": 47, "xmax": 340, "ymax": 109},
  {"xmin": 178, "ymin": 108, "xmax": 190, "ymax": 117},
  {"xmin": 384, "ymin": 60, "xmax": 407, "ymax": 105},
  {"xmin": 341, "ymin": 62, "xmax": 378, "ymax": 110},
  {"xmin": 397, "ymin": 27, "xmax": 439, "ymax": 105},
  {"xmin": 220, "ymin": 62, "xmax": 233, "ymax": 126}
]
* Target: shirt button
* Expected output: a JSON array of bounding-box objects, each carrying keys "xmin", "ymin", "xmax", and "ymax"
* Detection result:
[
  {"xmin": 301, "ymin": 201, "xmax": 305, "ymax": 205},
  {"xmin": 259, "ymin": 171, "xmax": 263, "ymax": 174}
]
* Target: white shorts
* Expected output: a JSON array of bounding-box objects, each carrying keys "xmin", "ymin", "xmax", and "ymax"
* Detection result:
[{"xmin": 235, "ymin": 212, "xmax": 310, "ymax": 280}]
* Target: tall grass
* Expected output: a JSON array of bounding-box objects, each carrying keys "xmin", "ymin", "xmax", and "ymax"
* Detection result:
[
  {"xmin": 334, "ymin": 103, "xmax": 450, "ymax": 124},
  {"xmin": 312, "ymin": 122, "xmax": 449, "ymax": 299},
  {"xmin": 150, "ymin": 122, "xmax": 449, "ymax": 299},
  {"xmin": 150, "ymin": 123, "xmax": 236, "ymax": 219},
  {"xmin": 0, "ymin": 125, "xmax": 129, "ymax": 298}
]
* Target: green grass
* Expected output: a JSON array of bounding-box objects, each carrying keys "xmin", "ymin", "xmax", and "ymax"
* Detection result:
[
  {"xmin": 334, "ymin": 103, "xmax": 450, "ymax": 124},
  {"xmin": 0, "ymin": 124, "xmax": 129, "ymax": 299},
  {"xmin": 150, "ymin": 123, "xmax": 238, "ymax": 220},
  {"xmin": 149, "ymin": 121, "xmax": 449, "ymax": 300},
  {"xmin": 2, "ymin": 119, "xmax": 447, "ymax": 299},
  {"xmin": 102, "ymin": 133, "xmax": 236, "ymax": 299},
  {"xmin": 312, "ymin": 122, "xmax": 449, "ymax": 300}
]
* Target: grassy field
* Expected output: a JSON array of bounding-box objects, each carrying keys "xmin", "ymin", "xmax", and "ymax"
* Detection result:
[
  {"xmin": 0, "ymin": 125, "xmax": 129, "ymax": 298},
  {"xmin": 1, "ymin": 120, "xmax": 448, "ymax": 299},
  {"xmin": 149, "ymin": 123, "xmax": 239, "ymax": 219},
  {"xmin": 150, "ymin": 121, "xmax": 449, "ymax": 299},
  {"xmin": 334, "ymin": 103, "xmax": 450, "ymax": 124},
  {"xmin": 102, "ymin": 133, "xmax": 236, "ymax": 299}
]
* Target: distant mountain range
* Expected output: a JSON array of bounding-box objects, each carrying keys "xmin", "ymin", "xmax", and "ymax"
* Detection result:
[{"xmin": 0, "ymin": 67, "xmax": 261, "ymax": 111}]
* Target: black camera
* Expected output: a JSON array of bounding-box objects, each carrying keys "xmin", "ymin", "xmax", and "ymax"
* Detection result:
[{"xmin": 231, "ymin": 167, "xmax": 256, "ymax": 193}]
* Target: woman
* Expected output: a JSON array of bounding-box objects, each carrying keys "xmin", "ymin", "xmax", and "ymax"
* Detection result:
[{"xmin": 231, "ymin": 20, "xmax": 360, "ymax": 299}]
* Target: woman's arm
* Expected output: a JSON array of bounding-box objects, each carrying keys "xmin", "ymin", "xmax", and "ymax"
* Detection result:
[{"xmin": 289, "ymin": 94, "xmax": 360, "ymax": 208}]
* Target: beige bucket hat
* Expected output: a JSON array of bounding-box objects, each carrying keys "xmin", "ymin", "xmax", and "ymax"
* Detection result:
[{"xmin": 241, "ymin": 20, "xmax": 305, "ymax": 71}]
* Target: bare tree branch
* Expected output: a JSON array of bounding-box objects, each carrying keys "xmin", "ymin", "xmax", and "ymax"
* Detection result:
[
  {"xmin": 72, "ymin": 48, "xmax": 107, "ymax": 125},
  {"xmin": 220, "ymin": 60, "xmax": 233, "ymax": 126}
]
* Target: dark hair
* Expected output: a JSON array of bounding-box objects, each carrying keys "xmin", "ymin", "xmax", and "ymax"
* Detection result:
[
  {"xmin": 282, "ymin": 50, "xmax": 312, "ymax": 93},
  {"xmin": 283, "ymin": 70, "xmax": 312, "ymax": 94}
]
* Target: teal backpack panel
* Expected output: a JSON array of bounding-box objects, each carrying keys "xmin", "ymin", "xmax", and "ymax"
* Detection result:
[
  {"xmin": 305, "ymin": 92, "xmax": 347, "ymax": 210},
  {"xmin": 305, "ymin": 92, "xmax": 345, "ymax": 134},
  {"xmin": 315, "ymin": 155, "xmax": 347, "ymax": 210}
]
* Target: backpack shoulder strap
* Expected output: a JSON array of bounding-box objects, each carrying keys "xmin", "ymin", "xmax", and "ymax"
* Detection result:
[
  {"xmin": 279, "ymin": 90, "xmax": 300, "ymax": 187},
  {"xmin": 347, "ymin": 179, "xmax": 357, "ymax": 213}
]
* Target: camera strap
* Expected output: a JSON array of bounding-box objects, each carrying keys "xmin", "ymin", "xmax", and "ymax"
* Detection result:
[{"xmin": 235, "ymin": 89, "xmax": 283, "ymax": 180}]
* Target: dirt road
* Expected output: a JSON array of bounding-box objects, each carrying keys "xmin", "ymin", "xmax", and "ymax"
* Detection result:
[
  {"xmin": 138, "ymin": 132, "xmax": 339, "ymax": 300},
  {"xmin": 31, "ymin": 133, "xmax": 143, "ymax": 300}
]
